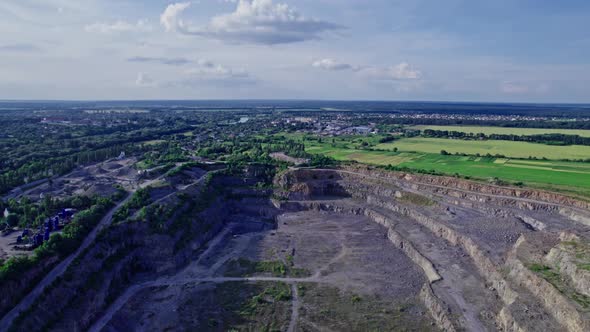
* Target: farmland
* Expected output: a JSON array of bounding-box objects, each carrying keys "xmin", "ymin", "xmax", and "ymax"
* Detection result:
[
  {"xmin": 410, "ymin": 125, "xmax": 590, "ymax": 137},
  {"xmin": 295, "ymin": 134, "xmax": 590, "ymax": 196},
  {"xmin": 376, "ymin": 137, "xmax": 590, "ymax": 160}
]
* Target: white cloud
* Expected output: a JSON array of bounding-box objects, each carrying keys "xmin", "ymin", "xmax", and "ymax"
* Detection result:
[
  {"xmin": 393, "ymin": 63, "xmax": 421, "ymax": 79},
  {"xmin": 360, "ymin": 63, "xmax": 421, "ymax": 80},
  {"xmin": 160, "ymin": 2, "xmax": 191, "ymax": 32},
  {"xmin": 312, "ymin": 58, "xmax": 355, "ymax": 71},
  {"xmin": 85, "ymin": 20, "xmax": 152, "ymax": 34},
  {"xmin": 185, "ymin": 59, "xmax": 250, "ymax": 79},
  {"xmin": 140, "ymin": 58, "xmax": 256, "ymax": 90},
  {"xmin": 134, "ymin": 59, "xmax": 253, "ymax": 89},
  {"xmin": 160, "ymin": 0, "xmax": 343, "ymax": 44},
  {"xmin": 127, "ymin": 56, "xmax": 192, "ymax": 66},
  {"xmin": 313, "ymin": 59, "xmax": 421, "ymax": 80},
  {"xmin": 135, "ymin": 72, "xmax": 155, "ymax": 87}
]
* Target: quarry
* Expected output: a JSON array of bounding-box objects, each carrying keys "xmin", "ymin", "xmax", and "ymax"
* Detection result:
[
  {"xmin": 3, "ymin": 157, "xmax": 142, "ymax": 203},
  {"xmin": 1, "ymin": 164, "xmax": 589, "ymax": 332}
]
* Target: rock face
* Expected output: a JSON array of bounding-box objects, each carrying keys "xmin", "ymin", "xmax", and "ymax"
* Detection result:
[
  {"xmin": 6, "ymin": 165, "xmax": 588, "ymax": 331},
  {"xmin": 340, "ymin": 165, "xmax": 590, "ymax": 210},
  {"xmin": 546, "ymin": 245, "xmax": 590, "ymax": 297},
  {"xmin": 276, "ymin": 167, "xmax": 590, "ymax": 332}
]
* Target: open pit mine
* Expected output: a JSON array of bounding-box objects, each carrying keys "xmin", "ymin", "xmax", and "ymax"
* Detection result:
[{"xmin": 2, "ymin": 165, "xmax": 589, "ymax": 332}]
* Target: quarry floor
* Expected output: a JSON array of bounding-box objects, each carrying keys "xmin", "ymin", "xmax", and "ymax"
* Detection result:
[
  {"xmin": 95, "ymin": 209, "xmax": 437, "ymax": 332},
  {"xmin": 77, "ymin": 168, "xmax": 590, "ymax": 332}
]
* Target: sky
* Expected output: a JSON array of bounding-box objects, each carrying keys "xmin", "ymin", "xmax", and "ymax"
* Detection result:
[{"xmin": 0, "ymin": 0, "xmax": 589, "ymax": 102}]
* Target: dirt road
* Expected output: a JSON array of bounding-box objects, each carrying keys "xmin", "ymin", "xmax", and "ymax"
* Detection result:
[
  {"xmin": 287, "ymin": 284, "xmax": 301, "ymax": 332},
  {"xmin": 0, "ymin": 175, "xmax": 165, "ymax": 331},
  {"xmin": 88, "ymin": 222, "xmax": 320, "ymax": 332}
]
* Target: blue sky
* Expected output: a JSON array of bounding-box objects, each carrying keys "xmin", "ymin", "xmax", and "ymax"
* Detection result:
[{"xmin": 0, "ymin": 0, "xmax": 589, "ymax": 102}]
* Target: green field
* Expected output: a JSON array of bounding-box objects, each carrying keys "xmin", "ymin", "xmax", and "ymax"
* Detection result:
[
  {"xmin": 411, "ymin": 125, "xmax": 590, "ymax": 137},
  {"xmin": 143, "ymin": 139, "xmax": 167, "ymax": 145},
  {"xmin": 306, "ymin": 146, "xmax": 590, "ymax": 193},
  {"xmin": 376, "ymin": 137, "xmax": 590, "ymax": 160},
  {"xmin": 283, "ymin": 133, "xmax": 590, "ymax": 197}
]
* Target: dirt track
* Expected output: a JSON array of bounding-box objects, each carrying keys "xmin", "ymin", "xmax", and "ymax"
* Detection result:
[
  {"xmin": 0, "ymin": 173, "xmax": 170, "ymax": 332},
  {"xmin": 277, "ymin": 168, "xmax": 590, "ymax": 331},
  {"xmin": 6, "ymin": 166, "xmax": 590, "ymax": 331},
  {"xmin": 92, "ymin": 210, "xmax": 431, "ymax": 332}
]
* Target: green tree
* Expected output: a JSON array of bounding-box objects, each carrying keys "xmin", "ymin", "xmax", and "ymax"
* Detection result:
[{"xmin": 5, "ymin": 214, "xmax": 19, "ymax": 227}]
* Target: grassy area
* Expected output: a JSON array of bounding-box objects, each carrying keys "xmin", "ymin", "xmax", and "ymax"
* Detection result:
[
  {"xmin": 528, "ymin": 263, "xmax": 590, "ymax": 309},
  {"xmin": 376, "ymin": 137, "xmax": 590, "ymax": 160},
  {"xmin": 224, "ymin": 258, "xmax": 311, "ymax": 278},
  {"xmin": 182, "ymin": 281, "xmax": 291, "ymax": 331},
  {"xmin": 240, "ymin": 282, "xmax": 292, "ymax": 316},
  {"xmin": 142, "ymin": 139, "xmax": 167, "ymax": 145},
  {"xmin": 300, "ymin": 284, "xmax": 434, "ymax": 331},
  {"xmin": 561, "ymin": 241, "xmax": 590, "ymax": 272},
  {"xmin": 398, "ymin": 192, "xmax": 436, "ymax": 206},
  {"xmin": 410, "ymin": 125, "xmax": 590, "ymax": 137},
  {"xmin": 282, "ymin": 133, "xmax": 590, "ymax": 197},
  {"xmin": 134, "ymin": 160, "xmax": 152, "ymax": 170}
]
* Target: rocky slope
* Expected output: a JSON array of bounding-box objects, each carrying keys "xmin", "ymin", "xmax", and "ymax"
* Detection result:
[
  {"xmin": 6, "ymin": 166, "xmax": 280, "ymax": 332},
  {"xmin": 5, "ymin": 165, "xmax": 588, "ymax": 331},
  {"xmin": 276, "ymin": 167, "xmax": 590, "ymax": 332}
]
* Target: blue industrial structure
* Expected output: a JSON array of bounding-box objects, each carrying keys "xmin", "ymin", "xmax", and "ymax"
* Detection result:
[{"xmin": 26, "ymin": 208, "xmax": 76, "ymax": 248}]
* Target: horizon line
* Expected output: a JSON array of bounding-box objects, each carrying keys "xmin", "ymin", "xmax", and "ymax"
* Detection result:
[{"xmin": 0, "ymin": 99, "xmax": 589, "ymax": 107}]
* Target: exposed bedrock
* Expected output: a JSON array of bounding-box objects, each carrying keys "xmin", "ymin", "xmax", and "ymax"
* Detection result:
[
  {"xmin": 339, "ymin": 165, "xmax": 590, "ymax": 210},
  {"xmin": 8, "ymin": 166, "xmax": 588, "ymax": 332},
  {"xmin": 277, "ymin": 167, "xmax": 590, "ymax": 332},
  {"xmin": 281, "ymin": 167, "xmax": 590, "ymax": 226},
  {"xmin": 505, "ymin": 256, "xmax": 589, "ymax": 332},
  {"xmin": 420, "ymin": 284, "xmax": 457, "ymax": 332},
  {"xmin": 386, "ymin": 220, "xmax": 442, "ymax": 283},
  {"xmin": 496, "ymin": 307, "xmax": 527, "ymax": 332},
  {"xmin": 546, "ymin": 244, "xmax": 590, "ymax": 297},
  {"xmin": 282, "ymin": 200, "xmax": 458, "ymax": 331},
  {"xmin": 506, "ymin": 235, "xmax": 590, "ymax": 332},
  {"xmin": 559, "ymin": 208, "xmax": 590, "ymax": 227}
]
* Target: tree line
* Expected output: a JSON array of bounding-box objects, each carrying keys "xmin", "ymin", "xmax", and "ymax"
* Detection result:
[{"xmin": 422, "ymin": 129, "xmax": 590, "ymax": 146}]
